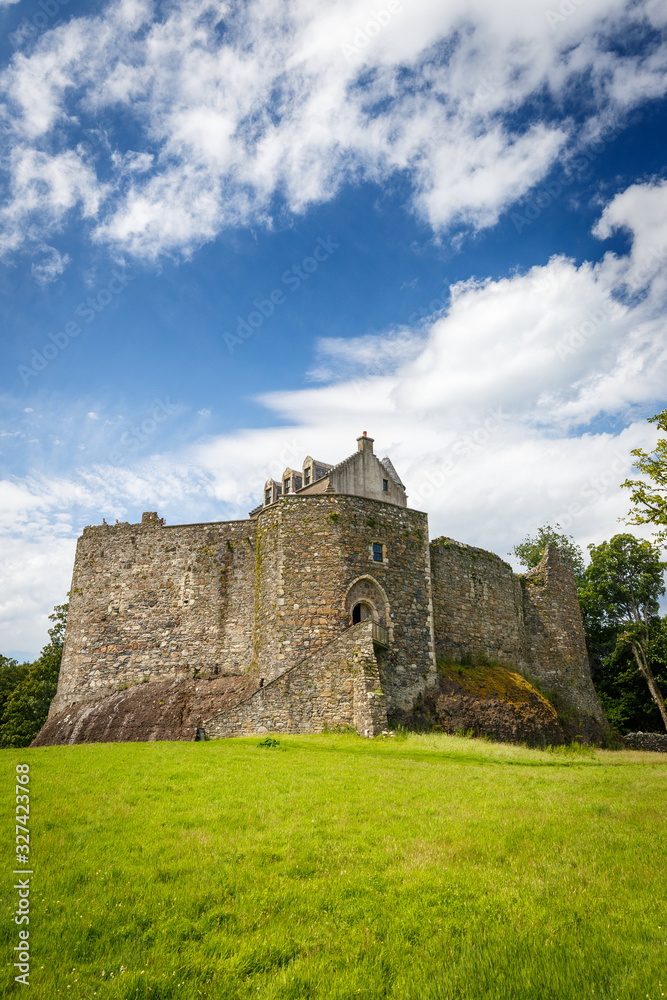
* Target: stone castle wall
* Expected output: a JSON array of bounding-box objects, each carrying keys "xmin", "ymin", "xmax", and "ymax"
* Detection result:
[
  {"xmin": 52, "ymin": 515, "xmax": 257, "ymax": 714},
  {"xmin": 429, "ymin": 537, "xmax": 608, "ymax": 735},
  {"xmin": 54, "ymin": 495, "xmax": 437, "ymax": 720},
  {"xmin": 521, "ymin": 545, "xmax": 607, "ymax": 732},
  {"xmin": 204, "ymin": 619, "xmax": 388, "ymax": 738},
  {"xmin": 50, "ymin": 495, "xmax": 607, "ymax": 742},
  {"xmin": 252, "ymin": 495, "xmax": 436, "ymax": 712},
  {"xmin": 429, "ymin": 538, "xmax": 527, "ymax": 668}
]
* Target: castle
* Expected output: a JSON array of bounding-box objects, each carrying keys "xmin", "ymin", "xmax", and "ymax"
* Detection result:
[{"xmin": 35, "ymin": 433, "xmax": 608, "ymax": 745}]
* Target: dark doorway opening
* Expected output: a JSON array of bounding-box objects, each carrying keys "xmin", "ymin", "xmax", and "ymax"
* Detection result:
[{"xmin": 352, "ymin": 602, "xmax": 373, "ymax": 624}]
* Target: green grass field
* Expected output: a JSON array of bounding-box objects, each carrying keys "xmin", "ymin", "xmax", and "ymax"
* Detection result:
[{"xmin": 2, "ymin": 732, "xmax": 666, "ymax": 999}]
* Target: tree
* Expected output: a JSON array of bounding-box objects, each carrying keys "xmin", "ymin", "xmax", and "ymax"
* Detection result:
[
  {"xmin": 622, "ymin": 408, "xmax": 667, "ymax": 544},
  {"xmin": 579, "ymin": 535, "xmax": 667, "ymax": 731},
  {"xmin": 511, "ymin": 523, "xmax": 585, "ymax": 583},
  {"xmin": 0, "ymin": 603, "xmax": 68, "ymax": 748},
  {"xmin": 592, "ymin": 616, "xmax": 667, "ymax": 733},
  {"xmin": 0, "ymin": 655, "xmax": 29, "ymax": 722}
]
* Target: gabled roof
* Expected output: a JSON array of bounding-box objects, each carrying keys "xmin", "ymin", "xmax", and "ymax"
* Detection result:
[
  {"xmin": 303, "ymin": 456, "xmax": 333, "ymax": 471},
  {"xmin": 380, "ymin": 456, "xmax": 404, "ymax": 488},
  {"xmin": 250, "ymin": 435, "xmax": 406, "ymax": 515}
]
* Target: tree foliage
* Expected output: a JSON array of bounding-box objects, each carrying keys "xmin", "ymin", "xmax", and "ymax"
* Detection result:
[
  {"xmin": 0, "ymin": 603, "xmax": 68, "ymax": 748},
  {"xmin": 0, "ymin": 655, "xmax": 29, "ymax": 722},
  {"xmin": 592, "ymin": 617, "xmax": 667, "ymax": 733},
  {"xmin": 579, "ymin": 535, "xmax": 667, "ymax": 732},
  {"xmin": 511, "ymin": 523, "xmax": 585, "ymax": 583},
  {"xmin": 622, "ymin": 408, "xmax": 667, "ymax": 544}
]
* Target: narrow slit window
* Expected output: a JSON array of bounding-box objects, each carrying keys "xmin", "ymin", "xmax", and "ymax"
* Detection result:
[{"xmin": 382, "ymin": 479, "xmax": 388, "ymax": 492}]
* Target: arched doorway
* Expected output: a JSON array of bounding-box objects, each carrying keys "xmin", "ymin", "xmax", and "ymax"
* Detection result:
[
  {"xmin": 352, "ymin": 601, "xmax": 374, "ymax": 624},
  {"xmin": 344, "ymin": 576, "xmax": 389, "ymax": 628}
]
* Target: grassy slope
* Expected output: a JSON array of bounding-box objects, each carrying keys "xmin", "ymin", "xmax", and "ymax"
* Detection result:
[{"xmin": 2, "ymin": 733, "xmax": 666, "ymax": 1000}]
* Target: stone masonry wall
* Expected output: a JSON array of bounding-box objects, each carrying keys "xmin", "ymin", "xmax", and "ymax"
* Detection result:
[
  {"xmin": 253, "ymin": 494, "xmax": 437, "ymax": 713},
  {"xmin": 622, "ymin": 732, "xmax": 667, "ymax": 752},
  {"xmin": 55, "ymin": 494, "xmax": 436, "ymax": 721},
  {"xmin": 204, "ymin": 619, "xmax": 388, "ymax": 738},
  {"xmin": 430, "ymin": 537, "xmax": 608, "ymax": 737},
  {"xmin": 54, "ymin": 494, "xmax": 607, "ymax": 743},
  {"xmin": 430, "ymin": 537, "xmax": 527, "ymax": 668},
  {"xmin": 521, "ymin": 544, "xmax": 608, "ymax": 733},
  {"xmin": 53, "ymin": 516, "xmax": 257, "ymax": 714}
]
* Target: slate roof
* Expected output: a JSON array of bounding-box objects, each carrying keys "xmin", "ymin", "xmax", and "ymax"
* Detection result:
[{"xmin": 379, "ymin": 456, "xmax": 404, "ymax": 488}]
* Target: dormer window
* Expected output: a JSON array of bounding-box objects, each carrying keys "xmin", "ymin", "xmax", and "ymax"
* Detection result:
[
  {"xmin": 265, "ymin": 489, "xmax": 271, "ymax": 505},
  {"xmin": 304, "ymin": 469, "xmax": 311, "ymax": 485},
  {"xmin": 382, "ymin": 479, "xmax": 388, "ymax": 492},
  {"xmin": 284, "ymin": 478, "xmax": 291, "ymax": 493}
]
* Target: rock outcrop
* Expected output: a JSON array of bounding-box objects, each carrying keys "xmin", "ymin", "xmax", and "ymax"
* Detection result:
[
  {"xmin": 32, "ymin": 675, "xmax": 258, "ymax": 746},
  {"xmin": 392, "ymin": 662, "xmax": 567, "ymax": 746}
]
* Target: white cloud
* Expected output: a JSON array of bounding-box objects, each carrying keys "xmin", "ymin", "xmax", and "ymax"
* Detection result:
[
  {"xmin": 0, "ymin": 148, "xmax": 108, "ymax": 256},
  {"xmin": 0, "ymin": 0, "xmax": 665, "ymax": 258},
  {"xmin": 306, "ymin": 330, "xmax": 424, "ymax": 382},
  {"xmin": 30, "ymin": 243, "xmax": 70, "ymax": 283},
  {"xmin": 594, "ymin": 178, "xmax": 667, "ymax": 297}
]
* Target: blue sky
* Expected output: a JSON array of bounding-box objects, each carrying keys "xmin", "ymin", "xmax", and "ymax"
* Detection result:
[{"xmin": 1, "ymin": 0, "xmax": 666, "ymax": 657}]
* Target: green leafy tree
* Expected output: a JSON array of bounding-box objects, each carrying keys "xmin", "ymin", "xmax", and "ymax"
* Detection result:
[
  {"xmin": 579, "ymin": 535, "xmax": 667, "ymax": 731},
  {"xmin": 0, "ymin": 655, "xmax": 29, "ymax": 722},
  {"xmin": 622, "ymin": 409, "xmax": 667, "ymax": 544},
  {"xmin": 592, "ymin": 617, "xmax": 667, "ymax": 732},
  {"xmin": 0, "ymin": 603, "xmax": 68, "ymax": 748},
  {"xmin": 511, "ymin": 523, "xmax": 585, "ymax": 583}
]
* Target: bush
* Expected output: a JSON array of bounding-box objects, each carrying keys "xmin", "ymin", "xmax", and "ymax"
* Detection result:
[{"xmin": 0, "ymin": 603, "xmax": 67, "ymax": 748}]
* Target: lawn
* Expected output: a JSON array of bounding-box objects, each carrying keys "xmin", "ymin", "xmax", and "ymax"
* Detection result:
[{"xmin": 1, "ymin": 732, "xmax": 666, "ymax": 999}]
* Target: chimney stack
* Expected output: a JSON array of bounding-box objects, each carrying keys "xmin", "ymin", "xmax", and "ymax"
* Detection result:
[{"xmin": 357, "ymin": 432, "xmax": 374, "ymax": 454}]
